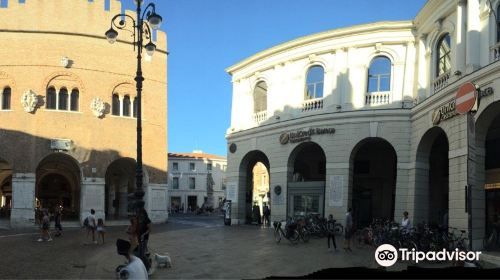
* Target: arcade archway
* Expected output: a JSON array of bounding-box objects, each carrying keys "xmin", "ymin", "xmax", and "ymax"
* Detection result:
[
  {"xmin": 0, "ymin": 159, "xmax": 12, "ymax": 219},
  {"xmin": 415, "ymin": 127, "xmax": 449, "ymax": 226},
  {"xmin": 476, "ymin": 101, "xmax": 500, "ymax": 249},
  {"xmin": 350, "ymin": 138, "xmax": 396, "ymax": 227},
  {"xmin": 287, "ymin": 142, "xmax": 326, "ymax": 217},
  {"xmin": 105, "ymin": 158, "xmax": 136, "ymax": 220},
  {"xmin": 239, "ymin": 151, "xmax": 270, "ymax": 224},
  {"xmin": 36, "ymin": 153, "xmax": 81, "ymax": 220}
]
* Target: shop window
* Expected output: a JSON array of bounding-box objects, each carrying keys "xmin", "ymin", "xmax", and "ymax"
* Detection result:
[
  {"xmin": 305, "ymin": 65, "xmax": 324, "ymax": 99},
  {"xmin": 367, "ymin": 56, "xmax": 391, "ymax": 92},
  {"xmin": 436, "ymin": 33, "xmax": 451, "ymax": 77},
  {"xmin": 1, "ymin": 87, "xmax": 11, "ymax": 110}
]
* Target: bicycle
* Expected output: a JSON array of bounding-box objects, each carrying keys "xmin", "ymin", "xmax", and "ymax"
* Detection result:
[{"xmin": 273, "ymin": 220, "xmax": 299, "ymax": 244}]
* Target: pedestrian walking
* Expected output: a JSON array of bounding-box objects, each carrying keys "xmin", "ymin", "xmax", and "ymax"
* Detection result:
[
  {"xmin": 343, "ymin": 208, "xmax": 353, "ymax": 252},
  {"xmin": 97, "ymin": 218, "xmax": 106, "ymax": 244},
  {"xmin": 326, "ymin": 214, "xmax": 337, "ymax": 251},
  {"xmin": 263, "ymin": 204, "xmax": 271, "ymax": 227},
  {"xmin": 136, "ymin": 208, "xmax": 152, "ymax": 271},
  {"xmin": 38, "ymin": 210, "xmax": 52, "ymax": 242},
  {"xmin": 54, "ymin": 206, "xmax": 63, "ymax": 237},
  {"xmin": 85, "ymin": 209, "xmax": 97, "ymax": 244}
]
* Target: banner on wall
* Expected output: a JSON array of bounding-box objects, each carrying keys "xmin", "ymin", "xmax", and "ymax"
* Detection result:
[
  {"xmin": 329, "ymin": 175, "xmax": 344, "ymax": 207},
  {"xmin": 226, "ymin": 182, "xmax": 238, "ymax": 202}
]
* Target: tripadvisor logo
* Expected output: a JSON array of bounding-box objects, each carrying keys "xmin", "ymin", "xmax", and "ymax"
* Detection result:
[{"xmin": 374, "ymin": 244, "xmax": 482, "ymax": 267}]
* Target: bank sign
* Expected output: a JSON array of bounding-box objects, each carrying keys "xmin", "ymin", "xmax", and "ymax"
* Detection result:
[
  {"xmin": 279, "ymin": 128, "xmax": 335, "ymax": 144},
  {"xmin": 432, "ymin": 83, "xmax": 493, "ymax": 125}
]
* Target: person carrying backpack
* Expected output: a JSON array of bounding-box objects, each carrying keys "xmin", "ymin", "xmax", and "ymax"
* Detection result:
[{"xmin": 326, "ymin": 214, "xmax": 337, "ymax": 251}]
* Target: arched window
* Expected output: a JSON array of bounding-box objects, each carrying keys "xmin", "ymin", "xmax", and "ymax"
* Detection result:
[
  {"xmin": 133, "ymin": 97, "xmax": 138, "ymax": 118},
  {"xmin": 112, "ymin": 94, "xmax": 120, "ymax": 116},
  {"xmin": 1, "ymin": 87, "xmax": 11, "ymax": 110},
  {"xmin": 58, "ymin": 88, "xmax": 68, "ymax": 110},
  {"xmin": 46, "ymin": 87, "xmax": 57, "ymax": 109},
  {"xmin": 436, "ymin": 33, "xmax": 451, "ymax": 77},
  {"xmin": 123, "ymin": 95, "xmax": 131, "ymax": 116},
  {"xmin": 253, "ymin": 81, "xmax": 267, "ymax": 113},
  {"xmin": 305, "ymin": 65, "xmax": 324, "ymax": 99},
  {"xmin": 367, "ymin": 56, "xmax": 391, "ymax": 92},
  {"xmin": 70, "ymin": 89, "xmax": 79, "ymax": 111}
]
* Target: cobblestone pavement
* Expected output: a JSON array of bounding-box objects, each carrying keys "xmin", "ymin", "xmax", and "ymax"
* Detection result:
[{"xmin": 0, "ymin": 214, "xmax": 450, "ymax": 279}]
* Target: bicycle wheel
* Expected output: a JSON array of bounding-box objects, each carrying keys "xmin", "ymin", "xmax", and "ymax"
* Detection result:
[
  {"xmin": 289, "ymin": 230, "xmax": 300, "ymax": 244},
  {"xmin": 274, "ymin": 229, "xmax": 282, "ymax": 243},
  {"xmin": 334, "ymin": 224, "xmax": 343, "ymax": 236},
  {"xmin": 302, "ymin": 230, "xmax": 310, "ymax": 243}
]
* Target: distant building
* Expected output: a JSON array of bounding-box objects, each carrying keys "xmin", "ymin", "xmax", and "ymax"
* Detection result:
[{"xmin": 168, "ymin": 151, "xmax": 227, "ymax": 213}]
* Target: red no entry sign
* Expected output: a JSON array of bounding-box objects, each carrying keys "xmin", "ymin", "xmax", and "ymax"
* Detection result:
[{"xmin": 455, "ymin": 82, "xmax": 477, "ymax": 115}]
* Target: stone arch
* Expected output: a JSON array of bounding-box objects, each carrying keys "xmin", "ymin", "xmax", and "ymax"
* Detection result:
[
  {"xmin": 286, "ymin": 141, "xmax": 327, "ymax": 217},
  {"xmin": 349, "ymin": 137, "xmax": 397, "ymax": 227},
  {"xmin": 238, "ymin": 150, "xmax": 270, "ymax": 224},
  {"xmin": 474, "ymin": 100, "xmax": 500, "ymax": 249},
  {"xmin": 36, "ymin": 152, "xmax": 82, "ymax": 220},
  {"xmin": 104, "ymin": 157, "xmax": 137, "ymax": 219},
  {"xmin": 42, "ymin": 71, "xmax": 85, "ymax": 94},
  {"xmin": 414, "ymin": 126, "xmax": 449, "ymax": 224},
  {"xmin": 0, "ymin": 158, "xmax": 13, "ymax": 219}
]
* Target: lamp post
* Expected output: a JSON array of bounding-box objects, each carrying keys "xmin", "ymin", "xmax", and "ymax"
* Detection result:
[
  {"xmin": 105, "ymin": 1, "xmax": 162, "ymax": 270},
  {"xmin": 105, "ymin": 0, "xmax": 162, "ymax": 210}
]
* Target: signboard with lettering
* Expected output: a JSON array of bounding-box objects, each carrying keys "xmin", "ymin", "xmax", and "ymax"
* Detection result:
[
  {"xmin": 226, "ymin": 182, "xmax": 238, "ymax": 202},
  {"xmin": 279, "ymin": 128, "xmax": 335, "ymax": 145},
  {"xmin": 329, "ymin": 175, "xmax": 344, "ymax": 207}
]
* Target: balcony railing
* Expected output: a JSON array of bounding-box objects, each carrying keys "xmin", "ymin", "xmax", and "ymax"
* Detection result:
[
  {"xmin": 302, "ymin": 98, "xmax": 323, "ymax": 112},
  {"xmin": 365, "ymin": 92, "xmax": 391, "ymax": 105},
  {"xmin": 490, "ymin": 42, "xmax": 500, "ymax": 62},
  {"xmin": 433, "ymin": 71, "xmax": 450, "ymax": 93},
  {"xmin": 253, "ymin": 110, "xmax": 267, "ymax": 123}
]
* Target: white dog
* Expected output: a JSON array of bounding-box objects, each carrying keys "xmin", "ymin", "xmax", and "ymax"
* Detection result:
[{"xmin": 154, "ymin": 253, "xmax": 172, "ymax": 268}]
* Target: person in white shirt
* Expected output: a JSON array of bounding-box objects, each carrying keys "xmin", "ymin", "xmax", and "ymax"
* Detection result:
[
  {"xmin": 116, "ymin": 239, "xmax": 148, "ymax": 280},
  {"xmin": 401, "ymin": 211, "xmax": 411, "ymax": 233}
]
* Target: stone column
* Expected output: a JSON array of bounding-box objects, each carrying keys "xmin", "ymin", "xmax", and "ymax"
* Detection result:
[
  {"xmin": 145, "ymin": 183, "xmax": 168, "ymax": 223},
  {"xmin": 10, "ymin": 173, "xmax": 35, "ymax": 228},
  {"xmin": 456, "ymin": 0, "xmax": 467, "ymax": 73},
  {"xmin": 466, "ymin": 0, "xmax": 481, "ymax": 73},
  {"xmin": 269, "ymin": 166, "xmax": 288, "ymax": 224},
  {"xmin": 394, "ymin": 163, "xmax": 411, "ymax": 223},
  {"xmin": 80, "ymin": 177, "xmax": 105, "ymax": 223},
  {"xmin": 324, "ymin": 164, "xmax": 350, "ymax": 223},
  {"xmin": 417, "ymin": 35, "xmax": 428, "ymax": 100}
]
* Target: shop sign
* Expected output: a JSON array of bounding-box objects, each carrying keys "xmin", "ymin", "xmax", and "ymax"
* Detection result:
[
  {"xmin": 432, "ymin": 100, "xmax": 457, "ymax": 125},
  {"xmin": 279, "ymin": 127, "xmax": 335, "ymax": 144}
]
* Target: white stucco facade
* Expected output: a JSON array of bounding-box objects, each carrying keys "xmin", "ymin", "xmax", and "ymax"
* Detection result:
[
  {"xmin": 167, "ymin": 152, "xmax": 227, "ymax": 213},
  {"xmin": 225, "ymin": 0, "xmax": 500, "ymax": 250}
]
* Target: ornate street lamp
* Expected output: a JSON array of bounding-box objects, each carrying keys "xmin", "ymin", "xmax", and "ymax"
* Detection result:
[{"xmin": 105, "ymin": 0, "xmax": 162, "ymax": 270}]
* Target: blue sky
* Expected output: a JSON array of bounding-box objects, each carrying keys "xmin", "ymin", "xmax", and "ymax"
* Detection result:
[{"xmin": 120, "ymin": 0, "xmax": 427, "ymax": 156}]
